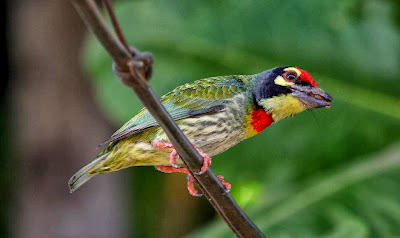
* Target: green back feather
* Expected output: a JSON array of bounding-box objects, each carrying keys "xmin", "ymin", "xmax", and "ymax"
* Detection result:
[{"xmin": 99, "ymin": 75, "xmax": 251, "ymax": 147}]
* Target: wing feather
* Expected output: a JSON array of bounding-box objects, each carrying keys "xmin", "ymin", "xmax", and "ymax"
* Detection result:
[{"xmin": 99, "ymin": 75, "xmax": 249, "ymax": 147}]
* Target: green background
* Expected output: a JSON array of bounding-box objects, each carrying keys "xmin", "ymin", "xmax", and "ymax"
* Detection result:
[{"xmin": 84, "ymin": 0, "xmax": 400, "ymax": 237}]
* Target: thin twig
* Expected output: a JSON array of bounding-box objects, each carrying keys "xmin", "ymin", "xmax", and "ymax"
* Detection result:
[
  {"xmin": 70, "ymin": 1, "xmax": 265, "ymax": 237},
  {"xmin": 103, "ymin": 0, "xmax": 132, "ymax": 54}
]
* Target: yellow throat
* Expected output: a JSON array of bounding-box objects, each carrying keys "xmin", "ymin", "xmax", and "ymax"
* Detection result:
[{"xmin": 259, "ymin": 94, "xmax": 307, "ymax": 122}]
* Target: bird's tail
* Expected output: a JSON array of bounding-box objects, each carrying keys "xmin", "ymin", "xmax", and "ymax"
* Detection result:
[{"xmin": 68, "ymin": 152, "xmax": 110, "ymax": 193}]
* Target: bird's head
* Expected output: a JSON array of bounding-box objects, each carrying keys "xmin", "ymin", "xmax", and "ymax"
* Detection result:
[{"xmin": 254, "ymin": 66, "xmax": 333, "ymax": 122}]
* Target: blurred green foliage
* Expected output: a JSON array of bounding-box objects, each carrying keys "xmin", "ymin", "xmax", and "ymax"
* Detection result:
[{"xmin": 84, "ymin": 0, "xmax": 400, "ymax": 237}]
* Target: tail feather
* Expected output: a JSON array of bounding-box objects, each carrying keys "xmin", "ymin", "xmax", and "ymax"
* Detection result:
[{"xmin": 68, "ymin": 152, "xmax": 110, "ymax": 193}]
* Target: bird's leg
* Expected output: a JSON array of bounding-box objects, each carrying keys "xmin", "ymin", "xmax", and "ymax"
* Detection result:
[
  {"xmin": 155, "ymin": 165, "xmax": 231, "ymax": 197},
  {"xmin": 151, "ymin": 141, "xmax": 180, "ymax": 168},
  {"xmin": 151, "ymin": 141, "xmax": 211, "ymax": 174},
  {"xmin": 152, "ymin": 141, "xmax": 230, "ymax": 196},
  {"xmin": 186, "ymin": 174, "xmax": 203, "ymax": 197},
  {"xmin": 217, "ymin": 175, "xmax": 231, "ymax": 194},
  {"xmin": 154, "ymin": 165, "xmax": 189, "ymax": 174},
  {"xmin": 154, "ymin": 165, "xmax": 201, "ymax": 196},
  {"xmin": 193, "ymin": 146, "xmax": 212, "ymax": 175}
]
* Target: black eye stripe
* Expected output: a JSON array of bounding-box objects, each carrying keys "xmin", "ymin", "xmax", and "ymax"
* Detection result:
[{"xmin": 300, "ymin": 81, "xmax": 313, "ymax": 87}]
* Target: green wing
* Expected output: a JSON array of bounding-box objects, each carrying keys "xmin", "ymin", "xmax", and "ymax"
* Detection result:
[{"xmin": 99, "ymin": 75, "xmax": 249, "ymax": 146}]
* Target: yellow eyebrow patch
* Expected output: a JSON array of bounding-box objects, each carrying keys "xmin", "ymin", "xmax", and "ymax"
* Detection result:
[
  {"xmin": 284, "ymin": 67, "xmax": 301, "ymax": 75},
  {"xmin": 274, "ymin": 75, "xmax": 294, "ymax": 86}
]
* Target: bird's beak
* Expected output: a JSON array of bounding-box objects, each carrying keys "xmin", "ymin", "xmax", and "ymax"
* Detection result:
[{"xmin": 289, "ymin": 85, "xmax": 333, "ymax": 109}]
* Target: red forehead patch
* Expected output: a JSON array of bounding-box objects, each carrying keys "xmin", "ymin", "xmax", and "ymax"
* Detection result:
[{"xmin": 295, "ymin": 67, "xmax": 318, "ymax": 87}]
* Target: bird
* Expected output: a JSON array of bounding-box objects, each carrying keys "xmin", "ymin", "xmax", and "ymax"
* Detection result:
[{"xmin": 68, "ymin": 66, "xmax": 333, "ymax": 196}]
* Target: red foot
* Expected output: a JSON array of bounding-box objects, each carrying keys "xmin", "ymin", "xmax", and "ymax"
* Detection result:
[
  {"xmin": 155, "ymin": 165, "xmax": 202, "ymax": 196},
  {"xmin": 155, "ymin": 166, "xmax": 231, "ymax": 197},
  {"xmin": 151, "ymin": 141, "xmax": 211, "ymax": 173},
  {"xmin": 153, "ymin": 141, "xmax": 229, "ymax": 197},
  {"xmin": 151, "ymin": 141, "xmax": 174, "ymax": 149},
  {"xmin": 186, "ymin": 174, "xmax": 203, "ymax": 197},
  {"xmin": 217, "ymin": 175, "xmax": 231, "ymax": 194},
  {"xmin": 194, "ymin": 147, "xmax": 211, "ymax": 175},
  {"xmin": 185, "ymin": 174, "xmax": 231, "ymax": 196},
  {"xmin": 154, "ymin": 165, "xmax": 188, "ymax": 174}
]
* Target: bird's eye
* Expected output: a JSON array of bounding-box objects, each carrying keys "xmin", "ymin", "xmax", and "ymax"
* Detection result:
[{"xmin": 284, "ymin": 71, "xmax": 298, "ymax": 82}]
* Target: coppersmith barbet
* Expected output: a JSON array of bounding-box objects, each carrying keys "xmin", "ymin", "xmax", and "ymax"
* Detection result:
[{"xmin": 69, "ymin": 66, "xmax": 333, "ymax": 196}]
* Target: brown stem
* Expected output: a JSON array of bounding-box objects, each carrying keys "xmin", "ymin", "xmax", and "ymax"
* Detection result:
[
  {"xmin": 70, "ymin": 0, "xmax": 265, "ymax": 237},
  {"xmin": 103, "ymin": 0, "xmax": 132, "ymax": 54}
]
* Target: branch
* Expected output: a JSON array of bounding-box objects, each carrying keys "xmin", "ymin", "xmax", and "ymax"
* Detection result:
[{"xmin": 70, "ymin": 1, "xmax": 265, "ymax": 237}]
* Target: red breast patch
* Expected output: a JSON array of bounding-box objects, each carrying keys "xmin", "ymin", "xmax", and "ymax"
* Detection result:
[{"xmin": 251, "ymin": 109, "xmax": 273, "ymax": 133}]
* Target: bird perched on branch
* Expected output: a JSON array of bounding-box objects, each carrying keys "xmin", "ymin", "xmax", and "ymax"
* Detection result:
[{"xmin": 69, "ymin": 66, "xmax": 333, "ymax": 196}]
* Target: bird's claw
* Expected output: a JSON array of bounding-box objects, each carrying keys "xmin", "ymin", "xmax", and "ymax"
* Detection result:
[
  {"xmin": 191, "ymin": 144, "xmax": 212, "ymax": 175},
  {"xmin": 152, "ymin": 141, "xmax": 212, "ymax": 174},
  {"xmin": 151, "ymin": 141, "xmax": 181, "ymax": 168},
  {"xmin": 186, "ymin": 174, "xmax": 231, "ymax": 197},
  {"xmin": 153, "ymin": 141, "xmax": 230, "ymax": 197},
  {"xmin": 193, "ymin": 171, "xmax": 204, "ymax": 176},
  {"xmin": 187, "ymin": 174, "xmax": 204, "ymax": 197},
  {"xmin": 217, "ymin": 175, "xmax": 232, "ymax": 195}
]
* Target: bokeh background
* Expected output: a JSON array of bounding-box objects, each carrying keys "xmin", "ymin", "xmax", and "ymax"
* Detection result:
[{"xmin": 4, "ymin": 0, "xmax": 400, "ymax": 237}]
